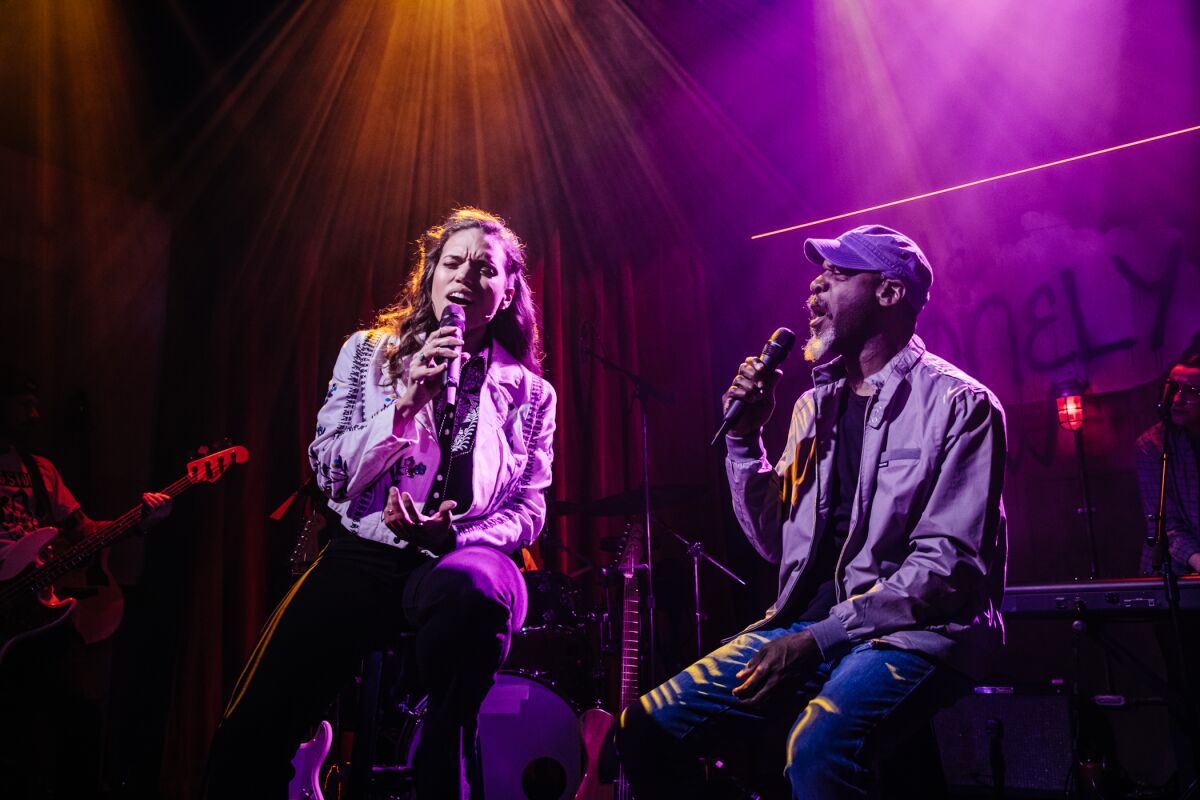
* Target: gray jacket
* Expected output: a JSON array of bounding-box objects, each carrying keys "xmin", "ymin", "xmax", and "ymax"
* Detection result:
[{"xmin": 726, "ymin": 335, "xmax": 1007, "ymax": 677}]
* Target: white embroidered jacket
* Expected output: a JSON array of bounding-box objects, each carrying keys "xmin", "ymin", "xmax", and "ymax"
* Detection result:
[{"xmin": 308, "ymin": 330, "xmax": 556, "ymax": 553}]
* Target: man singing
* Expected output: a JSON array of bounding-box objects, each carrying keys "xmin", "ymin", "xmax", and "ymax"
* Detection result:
[{"xmin": 618, "ymin": 224, "xmax": 1008, "ymax": 798}]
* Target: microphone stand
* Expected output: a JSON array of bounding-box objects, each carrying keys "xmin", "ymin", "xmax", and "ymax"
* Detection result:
[
  {"xmin": 1146, "ymin": 418, "xmax": 1200, "ymax": 798},
  {"xmin": 583, "ymin": 345, "xmax": 666, "ymax": 686},
  {"xmin": 1072, "ymin": 425, "xmax": 1100, "ymax": 580}
]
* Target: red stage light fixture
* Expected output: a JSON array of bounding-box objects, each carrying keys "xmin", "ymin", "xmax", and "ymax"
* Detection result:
[
  {"xmin": 1056, "ymin": 394, "xmax": 1084, "ymax": 431},
  {"xmin": 1054, "ymin": 377, "xmax": 1098, "ymax": 577},
  {"xmin": 1054, "ymin": 378, "xmax": 1088, "ymax": 431}
]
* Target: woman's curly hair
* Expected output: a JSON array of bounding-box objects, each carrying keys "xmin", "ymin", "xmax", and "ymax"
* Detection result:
[{"xmin": 375, "ymin": 207, "xmax": 542, "ymax": 376}]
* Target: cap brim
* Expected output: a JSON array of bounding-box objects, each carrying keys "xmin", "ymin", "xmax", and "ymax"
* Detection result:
[{"xmin": 803, "ymin": 237, "xmax": 877, "ymax": 271}]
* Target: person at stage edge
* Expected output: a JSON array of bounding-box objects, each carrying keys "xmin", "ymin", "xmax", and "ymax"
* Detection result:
[
  {"xmin": 618, "ymin": 224, "xmax": 1008, "ymax": 799},
  {"xmin": 1137, "ymin": 350, "xmax": 1200, "ymax": 577},
  {"xmin": 202, "ymin": 208, "xmax": 556, "ymax": 799},
  {"xmin": 1135, "ymin": 348, "xmax": 1200, "ymax": 792},
  {"xmin": 0, "ymin": 372, "xmax": 171, "ymax": 799}
]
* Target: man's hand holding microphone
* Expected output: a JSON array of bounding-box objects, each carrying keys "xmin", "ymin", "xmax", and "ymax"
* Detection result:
[{"xmin": 712, "ymin": 327, "xmax": 795, "ymax": 444}]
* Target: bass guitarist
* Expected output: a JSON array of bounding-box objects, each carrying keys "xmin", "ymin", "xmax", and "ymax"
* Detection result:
[{"xmin": 0, "ymin": 371, "xmax": 171, "ymax": 799}]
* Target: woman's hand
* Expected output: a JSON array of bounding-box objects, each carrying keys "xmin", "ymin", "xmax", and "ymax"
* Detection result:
[
  {"xmin": 383, "ymin": 486, "xmax": 457, "ymax": 555},
  {"xmin": 395, "ymin": 325, "xmax": 465, "ymax": 419}
]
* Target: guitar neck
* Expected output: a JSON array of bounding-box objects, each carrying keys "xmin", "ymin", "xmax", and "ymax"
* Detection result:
[
  {"xmin": 28, "ymin": 474, "xmax": 196, "ymax": 591},
  {"xmin": 614, "ymin": 528, "xmax": 644, "ymax": 800},
  {"xmin": 618, "ymin": 570, "xmax": 641, "ymax": 719},
  {"xmin": 616, "ymin": 575, "xmax": 640, "ymax": 800}
]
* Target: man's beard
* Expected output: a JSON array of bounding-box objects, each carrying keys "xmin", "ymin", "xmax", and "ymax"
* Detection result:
[{"xmin": 804, "ymin": 328, "xmax": 833, "ymax": 363}]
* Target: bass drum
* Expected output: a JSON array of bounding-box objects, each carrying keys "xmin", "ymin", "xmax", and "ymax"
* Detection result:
[
  {"xmin": 386, "ymin": 672, "xmax": 583, "ymax": 800},
  {"xmin": 520, "ymin": 570, "xmax": 581, "ymax": 628},
  {"xmin": 506, "ymin": 570, "xmax": 591, "ymax": 704},
  {"xmin": 476, "ymin": 672, "xmax": 583, "ymax": 800}
]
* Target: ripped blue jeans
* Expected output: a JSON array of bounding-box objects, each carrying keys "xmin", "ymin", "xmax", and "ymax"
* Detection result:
[{"xmin": 632, "ymin": 621, "xmax": 960, "ymax": 799}]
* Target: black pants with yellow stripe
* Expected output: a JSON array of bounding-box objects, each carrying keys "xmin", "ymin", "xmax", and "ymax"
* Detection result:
[{"xmin": 201, "ymin": 533, "xmax": 528, "ymax": 799}]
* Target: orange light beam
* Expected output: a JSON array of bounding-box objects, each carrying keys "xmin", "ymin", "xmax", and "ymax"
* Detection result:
[{"xmin": 751, "ymin": 123, "xmax": 1200, "ymax": 240}]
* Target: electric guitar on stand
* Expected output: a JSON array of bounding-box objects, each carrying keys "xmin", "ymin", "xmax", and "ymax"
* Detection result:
[
  {"xmin": 575, "ymin": 523, "xmax": 644, "ymax": 800},
  {"xmin": 286, "ymin": 491, "xmax": 335, "ymax": 800},
  {"xmin": 288, "ymin": 719, "xmax": 333, "ymax": 800},
  {"xmin": 0, "ymin": 445, "xmax": 249, "ymax": 664}
]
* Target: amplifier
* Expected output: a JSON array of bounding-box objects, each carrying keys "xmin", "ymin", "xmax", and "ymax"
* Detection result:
[{"xmin": 932, "ymin": 686, "xmax": 1073, "ymax": 797}]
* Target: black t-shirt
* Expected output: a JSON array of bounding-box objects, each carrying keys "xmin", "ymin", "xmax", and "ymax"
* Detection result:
[{"xmin": 796, "ymin": 386, "xmax": 870, "ymax": 620}]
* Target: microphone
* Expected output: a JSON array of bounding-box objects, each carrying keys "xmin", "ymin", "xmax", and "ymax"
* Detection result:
[
  {"xmin": 438, "ymin": 304, "xmax": 466, "ymax": 406},
  {"xmin": 1157, "ymin": 378, "xmax": 1176, "ymax": 421},
  {"xmin": 711, "ymin": 327, "xmax": 796, "ymax": 446}
]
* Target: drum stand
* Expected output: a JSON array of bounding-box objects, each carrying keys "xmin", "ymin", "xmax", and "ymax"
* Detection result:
[
  {"xmin": 583, "ymin": 344, "xmax": 666, "ymax": 683},
  {"xmin": 657, "ymin": 518, "xmax": 747, "ymax": 660}
]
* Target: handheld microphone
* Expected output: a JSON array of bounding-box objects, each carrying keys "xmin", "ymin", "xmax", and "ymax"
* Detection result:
[
  {"xmin": 439, "ymin": 304, "xmax": 466, "ymax": 406},
  {"xmin": 711, "ymin": 327, "xmax": 796, "ymax": 446}
]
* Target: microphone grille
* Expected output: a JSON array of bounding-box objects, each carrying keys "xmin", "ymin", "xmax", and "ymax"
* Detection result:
[
  {"xmin": 440, "ymin": 303, "xmax": 466, "ymax": 331},
  {"xmin": 771, "ymin": 327, "xmax": 796, "ymax": 351}
]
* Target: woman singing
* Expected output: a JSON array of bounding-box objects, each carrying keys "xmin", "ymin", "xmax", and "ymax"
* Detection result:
[{"xmin": 204, "ymin": 208, "xmax": 556, "ymax": 799}]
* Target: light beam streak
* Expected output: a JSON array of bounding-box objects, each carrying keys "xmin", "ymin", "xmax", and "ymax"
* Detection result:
[{"xmin": 751, "ymin": 123, "xmax": 1200, "ymax": 240}]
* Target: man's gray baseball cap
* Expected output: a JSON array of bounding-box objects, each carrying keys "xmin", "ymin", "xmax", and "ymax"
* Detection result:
[{"xmin": 803, "ymin": 224, "xmax": 933, "ymax": 313}]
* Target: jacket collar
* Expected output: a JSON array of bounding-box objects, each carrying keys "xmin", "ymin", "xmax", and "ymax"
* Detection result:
[
  {"xmin": 812, "ymin": 334, "xmax": 926, "ymax": 390},
  {"xmin": 812, "ymin": 335, "xmax": 927, "ymax": 430},
  {"xmin": 379, "ymin": 331, "xmax": 528, "ymax": 390},
  {"xmin": 486, "ymin": 338, "xmax": 528, "ymax": 390}
]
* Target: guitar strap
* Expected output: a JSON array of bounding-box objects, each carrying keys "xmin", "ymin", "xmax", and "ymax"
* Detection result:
[{"xmin": 17, "ymin": 449, "xmax": 52, "ymax": 525}]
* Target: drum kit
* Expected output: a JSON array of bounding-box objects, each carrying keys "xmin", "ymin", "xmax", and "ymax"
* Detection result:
[
  {"xmin": 345, "ymin": 541, "xmax": 608, "ymax": 799},
  {"xmin": 341, "ymin": 484, "xmax": 745, "ymax": 800}
]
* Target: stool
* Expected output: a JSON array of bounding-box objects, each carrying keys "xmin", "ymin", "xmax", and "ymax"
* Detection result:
[
  {"xmin": 348, "ymin": 649, "xmax": 388, "ymax": 796},
  {"xmin": 348, "ymin": 635, "xmax": 420, "ymax": 798},
  {"xmin": 344, "ymin": 634, "xmax": 486, "ymax": 799}
]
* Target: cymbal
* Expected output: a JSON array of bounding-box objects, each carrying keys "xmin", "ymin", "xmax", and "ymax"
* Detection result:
[
  {"xmin": 549, "ymin": 484, "xmax": 708, "ymax": 517},
  {"xmin": 546, "ymin": 499, "xmax": 586, "ymax": 516}
]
